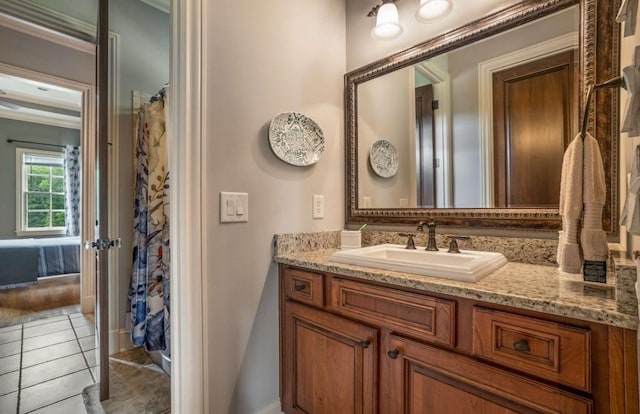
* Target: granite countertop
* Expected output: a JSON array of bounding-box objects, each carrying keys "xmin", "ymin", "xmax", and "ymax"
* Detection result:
[{"xmin": 274, "ymin": 247, "xmax": 639, "ymax": 330}]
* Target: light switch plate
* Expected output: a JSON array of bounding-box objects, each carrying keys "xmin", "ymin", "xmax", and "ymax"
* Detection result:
[
  {"xmin": 220, "ymin": 192, "xmax": 248, "ymax": 223},
  {"xmin": 312, "ymin": 195, "xmax": 324, "ymax": 219}
]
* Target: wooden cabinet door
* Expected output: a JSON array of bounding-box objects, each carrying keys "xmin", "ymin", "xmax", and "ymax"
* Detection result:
[
  {"xmin": 282, "ymin": 301, "xmax": 377, "ymax": 414},
  {"xmin": 380, "ymin": 333, "xmax": 592, "ymax": 414}
]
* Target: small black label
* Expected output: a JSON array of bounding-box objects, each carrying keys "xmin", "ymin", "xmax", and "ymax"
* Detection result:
[{"xmin": 583, "ymin": 260, "xmax": 607, "ymax": 283}]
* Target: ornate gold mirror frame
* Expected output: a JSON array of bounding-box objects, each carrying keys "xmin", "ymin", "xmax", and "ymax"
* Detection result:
[{"xmin": 345, "ymin": 0, "xmax": 619, "ymax": 234}]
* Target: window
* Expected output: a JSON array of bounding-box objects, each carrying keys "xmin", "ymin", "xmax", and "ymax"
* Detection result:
[{"xmin": 16, "ymin": 148, "xmax": 66, "ymax": 236}]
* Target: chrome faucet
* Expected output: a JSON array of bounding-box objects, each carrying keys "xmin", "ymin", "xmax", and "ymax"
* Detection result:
[{"xmin": 417, "ymin": 218, "xmax": 438, "ymax": 251}]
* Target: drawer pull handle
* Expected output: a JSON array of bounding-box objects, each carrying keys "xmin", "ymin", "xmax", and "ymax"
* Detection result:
[
  {"xmin": 387, "ymin": 349, "xmax": 400, "ymax": 359},
  {"xmin": 294, "ymin": 284, "xmax": 306, "ymax": 292},
  {"xmin": 513, "ymin": 340, "xmax": 531, "ymax": 353},
  {"xmin": 358, "ymin": 340, "xmax": 371, "ymax": 349}
]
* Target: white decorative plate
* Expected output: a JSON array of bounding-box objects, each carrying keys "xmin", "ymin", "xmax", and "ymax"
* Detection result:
[
  {"xmin": 268, "ymin": 112, "xmax": 325, "ymax": 166},
  {"xmin": 370, "ymin": 139, "xmax": 399, "ymax": 178}
]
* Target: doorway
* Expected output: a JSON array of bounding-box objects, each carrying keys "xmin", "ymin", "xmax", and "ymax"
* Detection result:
[
  {"xmin": 0, "ymin": 0, "xmax": 173, "ymax": 411},
  {"xmin": 415, "ymin": 84, "xmax": 436, "ymax": 208},
  {"xmin": 492, "ymin": 50, "xmax": 577, "ymax": 208},
  {"xmin": 0, "ymin": 62, "xmax": 98, "ymax": 412}
]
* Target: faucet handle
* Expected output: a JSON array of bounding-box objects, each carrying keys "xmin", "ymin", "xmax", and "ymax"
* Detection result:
[
  {"xmin": 416, "ymin": 217, "xmax": 436, "ymax": 232},
  {"xmin": 399, "ymin": 233, "xmax": 417, "ymax": 250},
  {"xmin": 447, "ymin": 236, "xmax": 470, "ymax": 253}
]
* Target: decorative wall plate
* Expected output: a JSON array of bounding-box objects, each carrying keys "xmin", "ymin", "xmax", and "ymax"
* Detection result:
[
  {"xmin": 268, "ymin": 112, "xmax": 325, "ymax": 166},
  {"xmin": 370, "ymin": 139, "xmax": 399, "ymax": 178}
]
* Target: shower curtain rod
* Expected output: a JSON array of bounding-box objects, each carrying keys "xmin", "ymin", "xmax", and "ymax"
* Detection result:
[
  {"xmin": 6, "ymin": 139, "xmax": 68, "ymax": 149},
  {"xmin": 149, "ymin": 85, "xmax": 167, "ymax": 103}
]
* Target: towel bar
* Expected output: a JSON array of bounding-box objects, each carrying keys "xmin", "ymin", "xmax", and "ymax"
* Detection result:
[{"xmin": 580, "ymin": 76, "xmax": 627, "ymax": 139}]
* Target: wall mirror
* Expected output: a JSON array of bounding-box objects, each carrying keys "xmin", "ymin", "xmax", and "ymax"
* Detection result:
[{"xmin": 346, "ymin": 0, "xmax": 620, "ymax": 234}]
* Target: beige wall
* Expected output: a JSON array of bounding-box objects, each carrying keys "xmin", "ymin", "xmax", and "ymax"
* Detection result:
[
  {"xmin": 202, "ymin": 0, "xmax": 346, "ymax": 412},
  {"xmin": 358, "ymin": 66, "xmax": 413, "ymax": 208},
  {"xmin": 0, "ymin": 25, "xmax": 95, "ymax": 85}
]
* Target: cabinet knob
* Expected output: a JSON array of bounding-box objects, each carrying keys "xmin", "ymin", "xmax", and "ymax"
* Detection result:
[
  {"xmin": 358, "ymin": 340, "xmax": 371, "ymax": 348},
  {"xmin": 387, "ymin": 349, "xmax": 400, "ymax": 359},
  {"xmin": 294, "ymin": 284, "xmax": 306, "ymax": 292},
  {"xmin": 513, "ymin": 339, "xmax": 531, "ymax": 353}
]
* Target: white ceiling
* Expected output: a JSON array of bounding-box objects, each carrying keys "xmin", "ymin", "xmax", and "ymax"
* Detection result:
[{"xmin": 0, "ymin": 74, "xmax": 82, "ymax": 129}]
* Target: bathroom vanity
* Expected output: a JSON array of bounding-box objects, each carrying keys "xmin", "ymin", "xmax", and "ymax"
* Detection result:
[
  {"xmin": 275, "ymin": 233, "xmax": 639, "ymax": 414},
  {"xmin": 275, "ymin": 0, "xmax": 637, "ymax": 411}
]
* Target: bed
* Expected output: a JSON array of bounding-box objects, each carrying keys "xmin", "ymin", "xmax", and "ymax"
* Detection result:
[{"xmin": 0, "ymin": 236, "xmax": 81, "ymax": 289}]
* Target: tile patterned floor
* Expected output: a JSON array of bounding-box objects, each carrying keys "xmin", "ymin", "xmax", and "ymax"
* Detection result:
[
  {"xmin": 0, "ymin": 313, "xmax": 97, "ymax": 413},
  {"xmin": 82, "ymin": 348, "xmax": 171, "ymax": 414}
]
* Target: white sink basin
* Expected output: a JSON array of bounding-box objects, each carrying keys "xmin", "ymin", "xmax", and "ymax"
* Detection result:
[{"xmin": 330, "ymin": 244, "xmax": 507, "ymax": 282}]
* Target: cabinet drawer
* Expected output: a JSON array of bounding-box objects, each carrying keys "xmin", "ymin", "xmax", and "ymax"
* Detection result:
[
  {"xmin": 283, "ymin": 268, "xmax": 324, "ymax": 307},
  {"xmin": 329, "ymin": 278, "xmax": 455, "ymax": 347},
  {"xmin": 473, "ymin": 307, "xmax": 591, "ymax": 392}
]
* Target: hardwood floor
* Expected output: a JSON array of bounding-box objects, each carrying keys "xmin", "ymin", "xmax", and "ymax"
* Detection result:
[{"xmin": 0, "ymin": 274, "xmax": 80, "ymax": 327}]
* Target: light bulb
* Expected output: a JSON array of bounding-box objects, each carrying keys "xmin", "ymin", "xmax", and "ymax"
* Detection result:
[
  {"xmin": 371, "ymin": 3, "xmax": 403, "ymax": 39},
  {"xmin": 416, "ymin": 0, "xmax": 453, "ymax": 23}
]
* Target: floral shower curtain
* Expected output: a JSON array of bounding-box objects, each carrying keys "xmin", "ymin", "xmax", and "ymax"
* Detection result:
[
  {"xmin": 64, "ymin": 145, "xmax": 81, "ymax": 236},
  {"xmin": 129, "ymin": 89, "xmax": 170, "ymax": 351}
]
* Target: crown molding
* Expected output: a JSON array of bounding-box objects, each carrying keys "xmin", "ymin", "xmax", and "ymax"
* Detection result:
[
  {"xmin": 0, "ymin": 107, "xmax": 81, "ymax": 129},
  {"xmin": 0, "ymin": 0, "xmax": 96, "ymax": 44},
  {"xmin": 140, "ymin": 0, "xmax": 170, "ymax": 14}
]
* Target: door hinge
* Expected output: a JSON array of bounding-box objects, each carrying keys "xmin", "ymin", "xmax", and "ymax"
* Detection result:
[
  {"xmin": 84, "ymin": 238, "xmax": 122, "ymax": 251},
  {"xmin": 432, "ymin": 100, "xmax": 439, "ymax": 110}
]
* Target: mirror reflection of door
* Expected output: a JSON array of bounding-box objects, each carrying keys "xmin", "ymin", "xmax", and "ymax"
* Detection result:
[
  {"xmin": 415, "ymin": 84, "xmax": 436, "ymax": 208},
  {"xmin": 492, "ymin": 50, "xmax": 576, "ymax": 208}
]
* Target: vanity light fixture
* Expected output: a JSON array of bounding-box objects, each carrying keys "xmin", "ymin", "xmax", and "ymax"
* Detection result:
[
  {"xmin": 416, "ymin": 0, "xmax": 453, "ymax": 23},
  {"xmin": 369, "ymin": 0, "xmax": 403, "ymax": 40}
]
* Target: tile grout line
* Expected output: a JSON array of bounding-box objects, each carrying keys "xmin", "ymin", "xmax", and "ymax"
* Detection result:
[
  {"xmin": 0, "ymin": 315, "xmax": 94, "ymax": 413},
  {"xmin": 1, "ymin": 317, "xmax": 92, "ymax": 349},
  {"xmin": 20, "ymin": 331, "xmax": 94, "ymax": 355},
  {"xmin": 22, "ymin": 348, "xmax": 89, "ymax": 370},
  {"xmin": 23, "ymin": 392, "xmax": 83, "ymax": 414},
  {"xmin": 19, "ymin": 367, "xmax": 90, "ymax": 391},
  {"xmin": 20, "ymin": 338, "xmax": 78, "ymax": 356},
  {"xmin": 13, "ymin": 316, "xmax": 94, "ymax": 412},
  {"xmin": 16, "ymin": 324, "xmax": 23, "ymax": 414},
  {"xmin": 69, "ymin": 315, "xmax": 96, "ymax": 384}
]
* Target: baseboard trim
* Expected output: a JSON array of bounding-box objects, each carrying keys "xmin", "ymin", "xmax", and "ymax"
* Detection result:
[
  {"xmin": 81, "ymin": 295, "xmax": 94, "ymax": 314},
  {"xmin": 118, "ymin": 329, "xmax": 133, "ymax": 353},
  {"xmin": 108, "ymin": 328, "xmax": 132, "ymax": 355},
  {"xmin": 255, "ymin": 400, "xmax": 282, "ymax": 414}
]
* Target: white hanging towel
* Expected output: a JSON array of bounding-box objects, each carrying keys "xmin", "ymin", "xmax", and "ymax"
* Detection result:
[
  {"xmin": 616, "ymin": 0, "xmax": 638, "ymax": 37},
  {"xmin": 621, "ymin": 145, "xmax": 640, "ymax": 234},
  {"xmin": 580, "ymin": 133, "xmax": 608, "ymax": 262},
  {"xmin": 558, "ymin": 134, "xmax": 583, "ymax": 273},
  {"xmin": 621, "ymin": 50, "xmax": 640, "ymax": 137}
]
